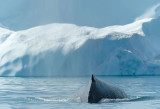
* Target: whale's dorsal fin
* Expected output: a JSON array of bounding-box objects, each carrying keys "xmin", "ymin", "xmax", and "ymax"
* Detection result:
[
  {"xmin": 92, "ymin": 74, "xmax": 95, "ymax": 82},
  {"xmin": 88, "ymin": 74, "xmax": 128, "ymax": 103}
]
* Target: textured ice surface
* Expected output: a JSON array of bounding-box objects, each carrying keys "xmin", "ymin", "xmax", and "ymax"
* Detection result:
[{"xmin": 0, "ymin": 5, "xmax": 160, "ymax": 76}]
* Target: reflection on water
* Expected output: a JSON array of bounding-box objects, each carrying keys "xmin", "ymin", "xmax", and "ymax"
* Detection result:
[{"xmin": 0, "ymin": 76, "xmax": 160, "ymax": 109}]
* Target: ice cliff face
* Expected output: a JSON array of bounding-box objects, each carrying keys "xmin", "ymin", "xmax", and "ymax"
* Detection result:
[{"xmin": 0, "ymin": 7, "xmax": 160, "ymax": 76}]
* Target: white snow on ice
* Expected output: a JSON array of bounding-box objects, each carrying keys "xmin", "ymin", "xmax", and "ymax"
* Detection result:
[{"xmin": 0, "ymin": 3, "xmax": 160, "ymax": 76}]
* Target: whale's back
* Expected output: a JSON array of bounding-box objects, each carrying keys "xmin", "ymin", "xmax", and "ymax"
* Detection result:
[{"xmin": 88, "ymin": 75, "xmax": 128, "ymax": 103}]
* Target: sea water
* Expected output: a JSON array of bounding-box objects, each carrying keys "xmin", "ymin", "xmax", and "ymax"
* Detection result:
[{"xmin": 0, "ymin": 76, "xmax": 160, "ymax": 109}]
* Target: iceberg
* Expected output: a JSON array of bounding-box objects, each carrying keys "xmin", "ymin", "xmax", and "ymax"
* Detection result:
[{"xmin": 0, "ymin": 5, "xmax": 160, "ymax": 76}]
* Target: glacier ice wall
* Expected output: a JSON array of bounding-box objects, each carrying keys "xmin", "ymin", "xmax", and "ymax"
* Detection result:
[{"xmin": 0, "ymin": 12, "xmax": 160, "ymax": 76}]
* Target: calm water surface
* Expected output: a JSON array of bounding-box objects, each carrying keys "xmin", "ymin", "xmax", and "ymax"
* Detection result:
[{"xmin": 0, "ymin": 76, "xmax": 160, "ymax": 109}]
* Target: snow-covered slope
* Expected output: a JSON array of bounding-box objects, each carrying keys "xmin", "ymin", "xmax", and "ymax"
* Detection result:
[{"xmin": 0, "ymin": 6, "xmax": 160, "ymax": 76}]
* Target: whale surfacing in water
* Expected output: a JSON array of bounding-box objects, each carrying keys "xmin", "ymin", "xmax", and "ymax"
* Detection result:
[{"xmin": 88, "ymin": 75, "xmax": 128, "ymax": 103}]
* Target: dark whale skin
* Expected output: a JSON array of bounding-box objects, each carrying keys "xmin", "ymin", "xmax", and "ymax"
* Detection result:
[{"xmin": 88, "ymin": 75, "xmax": 128, "ymax": 103}]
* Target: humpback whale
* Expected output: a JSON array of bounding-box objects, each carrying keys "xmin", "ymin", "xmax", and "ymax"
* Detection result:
[{"xmin": 88, "ymin": 75, "xmax": 128, "ymax": 103}]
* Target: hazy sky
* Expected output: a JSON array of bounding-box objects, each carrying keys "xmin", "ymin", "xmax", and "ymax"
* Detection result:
[{"xmin": 0, "ymin": 0, "xmax": 159, "ymax": 30}]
